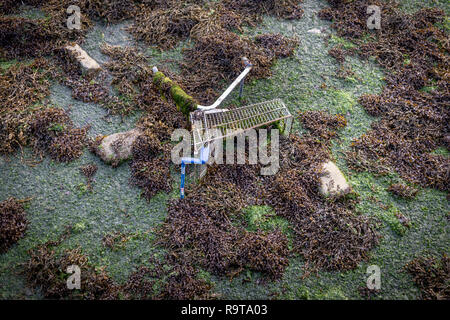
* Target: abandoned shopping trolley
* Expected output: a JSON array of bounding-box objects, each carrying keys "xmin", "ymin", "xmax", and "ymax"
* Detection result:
[{"xmin": 154, "ymin": 58, "xmax": 293, "ymax": 199}]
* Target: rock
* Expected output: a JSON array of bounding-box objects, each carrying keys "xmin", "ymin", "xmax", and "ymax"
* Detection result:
[
  {"xmin": 319, "ymin": 161, "xmax": 351, "ymax": 196},
  {"xmin": 24, "ymin": 287, "xmax": 33, "ymax": 296},
  {"xmin": 95, "ymin": 129, "xmax": 141, "ymax": 166},
  {"xmin": 308, "ymin": 28, "xmax": 322, "ymax": 34},
  {"xmin": 65, "ymin": 44, "xmax": 101, "ymax": 72}
]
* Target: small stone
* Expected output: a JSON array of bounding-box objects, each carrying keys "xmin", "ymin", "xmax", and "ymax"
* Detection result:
[
  {"xmin": 24, "ymin": 287, "xmax": 33, "ymax": 296},
  {"xmin": 319, "ymin": 161, "xmax": 351, "ymax": 196},
  {"xmin": 308, "ymin": 28, "xmax": 322, "ymax": 34},
  {"xmin": 65, "ymin": 44, "xmax": 101, "ymax": 72},
  {"xmin": 95, "ymin": 129, "xmax": 141, "ymax": 166}
]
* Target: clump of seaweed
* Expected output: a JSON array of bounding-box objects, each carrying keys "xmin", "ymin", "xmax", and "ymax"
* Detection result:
[
  {"xmin": 24, "ymin": 227, "xmax": 213, "ymax": 300},
  {"xmin": 223, "ymin": 0, "xmax": 304, "ymax": 23},
  {"xmin": 0, "ymin": 197, "xmax": 29, "ymax": 254},
  {"xmin": 129, "ymin": 2, "xmax": 209, "ymax": 50},
  {"xmin": 358, "ymin": 286, "xmax": 381, "ymax": 300},
  {"xmin": 0, "ymin": 0, "xmax": 25, "ymax": 14},
  {"xmin": 121, "ymin": 266, "xmax": 158, "ymax": 299},
  {"xmin": 52, "ymin": 47, "xmax": 123, "ymax": 115},
  {"xmin": 265, "ymin": 129, "xmax": 379, "ymax": 273},
  {"xmin": 136, "ymin": 115, "xmax": 172, "ymax": 143},
  {"xmin": 129, "ymin": 130, "xmax": 173, "ymax": 201},
  {"xmin": 319, "ymin": 1, "xmax": 449, "ymax": 193},
  {"xmin": 162, "ymin": 191, "xmax": 290, "ymax": 278},
  {"xmin": 28, "ymin": 108, "xmax": 88, "ymax": 162},
  {"xmin": 157, "ymin": 154, "xmax": 291, "ymax": 279},
  {"xmin": 388, "ymin": 183, "xmax": 419, "ymax": 199},
  {"xmin": 299, "ymin": 110, "xmax": 347, "ymax": 141},
  {"xmin": 130, "ymin": 156, "xmax": 173, "ymax": 201},
  {"xmin": 86, "ymin": 0, "xmax": 139, "ymax": 22},
  {"xmin": 102, "ymin": 231, "xmax": 130, "ymax": 250},
  {"xmin": 181, "ymin": 29, "xmax": 299, "ymax": 104},
  {"xmin": 161, "ymin": 112, "xmax": 379, "ymax": 278},
  {"xmin": 80, "ymin": 163, "xmax": 98, "ymax": 189},
  {"xmin": 328, "ymin": 45, "xmax": 347, "ymax": 64},
  {"xmin": 128, "ymin": 0, "xmax": 302, "ymax": 51},
  {"xmin": 23, "ymin": 228, "xmax": 120, "ymax": 299},
  {"xmin": 24, "ymin": 246, "xmax": 119, "ymax": 299},
  {"xmin": 0, "ymin": 58, "xmax": 87, "ymax": 162},
  {"xmin": 347, "ymin": 99, "xmax": 449, "ymax": 190},
  {"xmin": 123, "ymin": 252, "xmax": 213, "ymax": 300},
  {"xmin": 0, "ymin": 59, "xmax": 51, "ymax": 154},
  {"xmin": 101, "ymin": 44, "xmax": 151, "ymax": 96},
  {"xmin": 253, "ymin": 33, "xmax": 299, "ymax": 58},
  {"xmin": 80, "ymin": 163, "xmax": 98, "ymax": 181},
  {"xmin": 0, "ymin": 0, "xmax": 92, "ymax": 59},
  {"xmin": 295, "ymin": 208, "xmax": 379, "ymax": 272},
  {"xmin": 404, "ymin": 254, "xmax": 450, "ymax": 300}
]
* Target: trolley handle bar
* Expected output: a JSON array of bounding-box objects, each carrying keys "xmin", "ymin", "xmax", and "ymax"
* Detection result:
[{"xmin": 197, "ymin": 57, "xmax": 252, "ymax": 111}]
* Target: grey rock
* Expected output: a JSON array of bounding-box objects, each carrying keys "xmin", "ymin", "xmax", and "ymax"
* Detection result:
[
  {"xmin": 65, "ymin": 44, "xmax": 101, "ymax": 72},
  {"xmin": 319, "ymin": 161, "xmax": 351, "ymax": 196},
  {"xmin": 95, "ymin": 129, "xmax": 142, "ymax": 166}
]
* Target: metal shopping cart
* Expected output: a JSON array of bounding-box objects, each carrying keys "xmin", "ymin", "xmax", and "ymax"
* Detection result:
[{"xmin": 154, "ymin": 58, "xmax": 293, "ymax": 199}]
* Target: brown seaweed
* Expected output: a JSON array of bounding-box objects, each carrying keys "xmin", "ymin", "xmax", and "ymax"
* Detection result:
[{"xmin": 0, "ymin": 197, "xmax": 29, "ymax": 254}]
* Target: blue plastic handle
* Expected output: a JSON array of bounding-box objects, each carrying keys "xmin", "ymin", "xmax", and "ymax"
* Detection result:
[{"xmin": 180, "ymin": 146, "xmax": 210, "ymax": 199}]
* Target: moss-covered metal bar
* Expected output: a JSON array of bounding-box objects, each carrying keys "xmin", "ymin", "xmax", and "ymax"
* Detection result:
[{"xmin": 153, "ymin": 71, "xmax": 198, "ymax": 116}]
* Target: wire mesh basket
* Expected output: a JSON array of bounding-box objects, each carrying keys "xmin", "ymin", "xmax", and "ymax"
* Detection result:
[{"xmin": 191, "ymin": 99, "xmax": 293, "ymax": 154}]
